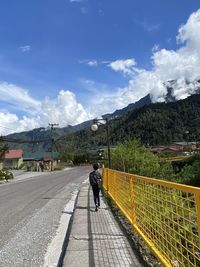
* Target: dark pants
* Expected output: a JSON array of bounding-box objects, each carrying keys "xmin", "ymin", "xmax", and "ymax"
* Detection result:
[{"xmin": 91, "ymin": 185, "xmax": 100, "ymax": 206}]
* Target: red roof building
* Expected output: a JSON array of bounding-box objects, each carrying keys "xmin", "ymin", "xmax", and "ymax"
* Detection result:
[
  {"xmin": 4, "ymin": 149, "xmax": 23, "ymax": 159},
  {"xmin": 4, "ymin": 149, "xmax": 23, "ymax": 169}
]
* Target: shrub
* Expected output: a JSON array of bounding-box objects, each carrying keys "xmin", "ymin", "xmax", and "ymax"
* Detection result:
[
  {"xmin": 176, "ymin": 154, "xmax": 200, "ymax": 186},
  {"xmin": 111, "ymin": 139, "xmax": 175, "ymax": 179},
  {"xmin": 0, "ymin": 169, "xmax": 14, "ymax": 180}
]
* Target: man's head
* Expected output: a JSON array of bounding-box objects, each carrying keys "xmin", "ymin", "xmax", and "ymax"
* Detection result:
[{"xmin": 93, "ymin": 163, "xmax": 99, "ymax": 170}]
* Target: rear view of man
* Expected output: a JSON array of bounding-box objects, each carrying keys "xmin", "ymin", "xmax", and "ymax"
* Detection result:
[{"xmin": 89, "ymin": 163, "xmax": 102, "ymax": 211}]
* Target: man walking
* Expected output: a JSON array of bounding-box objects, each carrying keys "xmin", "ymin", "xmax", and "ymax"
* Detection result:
[{"xmin": 89, "ymin": 163, "xmax": 102, "ymax": 211}]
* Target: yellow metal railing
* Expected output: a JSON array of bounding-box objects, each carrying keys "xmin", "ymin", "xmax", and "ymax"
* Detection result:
[
  {"xmin": 103, "ymin": 168, "xmax": 200, "ymax": 267},
  {"xmin": 159, "ymin": 156, "xmax": 190, "ymax": 162}
]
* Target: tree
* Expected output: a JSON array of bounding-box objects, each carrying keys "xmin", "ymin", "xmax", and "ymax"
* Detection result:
[
  {"xmin": 176, "ymin": 153, "xmax": 200, "ymax": 186},
  {"xmin": 0, "ymin": 138, "xmax": 8, "ymax": 161},
  {"xmin": 111, "ymin": 139, "xmax": 175, "ymax": 179}
]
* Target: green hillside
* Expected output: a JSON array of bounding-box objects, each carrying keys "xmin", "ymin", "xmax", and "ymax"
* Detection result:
[{"xmin": 56, "ymin": 94, "xmax": 200, "ymax": 153}]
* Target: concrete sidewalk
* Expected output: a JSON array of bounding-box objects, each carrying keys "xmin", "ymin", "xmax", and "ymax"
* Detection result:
[{"xmin": 62, "ymin": 184, "xmax": 145, "ymax": 267}]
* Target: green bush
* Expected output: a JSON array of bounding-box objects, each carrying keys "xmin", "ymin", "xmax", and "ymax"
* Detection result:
[
  {"xmin": 0, "ymin": 169, "xmax": 14, "ymax": 180},
  {"xmin": 176, "ymin": 154, "xmax": 200, "ymax": 186},
  {"xmin": 111, "ymin": 139, "xmax": 200, "ymax": 186},
  {"xmin": 111, "ymin": 139, "xmax": 175, "ymax": 179}
]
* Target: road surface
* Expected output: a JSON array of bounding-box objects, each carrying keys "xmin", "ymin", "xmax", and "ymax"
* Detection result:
[{"xmin": 0, "ymin": 166, "xmax": 91, "ymax": 267}]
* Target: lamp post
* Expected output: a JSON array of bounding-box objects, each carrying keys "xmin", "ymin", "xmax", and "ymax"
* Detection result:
[
  {"xmin": 91, "ymin": 118, "xmax": 111, "ymax": 169},
  {"xmin": 185, "ymin": 130, "xmax": 189, "ymax": 153}
]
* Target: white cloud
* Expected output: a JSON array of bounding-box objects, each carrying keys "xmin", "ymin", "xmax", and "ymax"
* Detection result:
[
  {"xmin": 39, "ymin": 90, "xmax": 91, "ymax": 126},
  {"xmin": 0, "ymin": 112, "xmax": 40, "ymax": 135},
  {"xmin": 101, "ymin": 9, "xmax": 200, "ymax": 111},
  {"xmin": 152, "ymin": 44, "xmax": 160, "ymax": 52},
  {"xmin": 0, "ymin": 82, "xmax": 40, "ymax": 113},
  {"xmin": 151, "ymin": 10, "xmax": 200, "ymax": 86},
  {"xmin": 87, "ymin": 60, "xmax": 98, "ymax": 67},
  {"xmin": 76, "ymin": 8, "xmax": 200, "ymax": 116},
  {"xmin": 80, "ymin": 59, "xmax": 111, "ymax": 67},
  {"xmin": 20, "ymin": 45, "xmax": 31, "ymax": 52},
  {"xmin": 1, "ymin": 9, "xmax": 200, "ymax": 135},
  {"xmin": 109, "ymin": 58, "xmax": 137, "ymax": 76},
  {"xmin": 0, "ymin": 112, "xmax": 19, "ymax": 132},
  {"xmin": 0, "ymin": 85, "xmax": 92, "ymax": 135},
  {"xmin": 79, "ymin": 59, "xmax": 98, "ymax": 66}
]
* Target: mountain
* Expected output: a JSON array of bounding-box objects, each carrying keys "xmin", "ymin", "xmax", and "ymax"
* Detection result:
[
  {"xmin": 115, "ymin": 93, "xmax": 200, "ymax": 146},
  {"xmin": 55, "ymin": 94, "xmax": 200, "ymax": 154},
  {"xmin": 103, "ymin": 94, "xmax": 152, "ymax": 119},
  {"xmin": 3, "ymin": 79, "xmax": 200, "ymax": 153},
  {"xmin": 2, "ymin": 121, "xmax": 94, "ymax": 152},
  {"xmin": 103, "ymin": 79, "xmax": 200, "ymax": 118},
  {"xmin": 2, "ymin": 94, "xmax": 152, "ymax": 152}
]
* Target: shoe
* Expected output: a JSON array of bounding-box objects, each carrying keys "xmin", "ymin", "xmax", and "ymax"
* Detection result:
[{"xmin": 95, "ymin": 205, "xmax": 98, "ymax": 211}]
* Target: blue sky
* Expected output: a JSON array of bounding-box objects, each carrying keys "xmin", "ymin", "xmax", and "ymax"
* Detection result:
[{"xmin": 0, "ymin": 0, "xmax": 200, "ymax": 134}]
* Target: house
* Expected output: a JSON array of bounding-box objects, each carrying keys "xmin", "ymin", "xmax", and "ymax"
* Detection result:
[
  {"xmin": 23, "ymin": 151, "xmax": 58, "ymax": 162},
  {"xmin": 3, "ymin": 149, "xmax": 23, "ymax": 169},
  {"xmin": 150, "ymin": 142, "xmax": 199, "ymax": 155},
  {"xmin": 23, "ymin": 151, "xmax": 58, "ymax": 171},
  {"xmin": 173, "ymin": 142, "xmax": 198, "ymax": 152}
]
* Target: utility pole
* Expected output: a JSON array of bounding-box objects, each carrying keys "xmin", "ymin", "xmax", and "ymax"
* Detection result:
[{"xmin": 49, "ymin": 123, "xmax": 59, "ymax": 168}]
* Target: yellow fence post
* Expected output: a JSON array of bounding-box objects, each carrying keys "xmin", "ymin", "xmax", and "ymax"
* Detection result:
[
  {"xmin": 195, "ymin": 192, "xmax": 200, "ymax": 240},
  {"xmin": 130, "ymin": 175, "xmax": 136, "ymax": 226},
  {"xmin": 106, "ymin": 168, "xmax": 109, "ymax": 192},
  {"xmin": 103, "ymin": 168, "xmax": 109, "ymax": 192},
  {"xmin": 113, "ymin": 171, "xmax": 116, "ymax": 200}
]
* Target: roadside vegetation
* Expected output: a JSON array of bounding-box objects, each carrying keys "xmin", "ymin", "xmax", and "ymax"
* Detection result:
[
  {"xmin": 111, "ymin": 139, "xmax": 200, "ymax": 186},
  {"xmin": 0, "ymin": 142, "xmax": 13, "ymax": 181},
  {"xmin": 107, "ymin": 139, "xmax": 200, "ymax": 266},
  {"xmin": 0, "ymin": 169, "xmax": 13, "ymax": 181}
]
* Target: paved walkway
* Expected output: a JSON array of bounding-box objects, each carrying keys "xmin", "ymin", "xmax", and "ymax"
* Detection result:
[{"xmin": 62, "ymin": 185, "xmax": 145, "ymax": 267}]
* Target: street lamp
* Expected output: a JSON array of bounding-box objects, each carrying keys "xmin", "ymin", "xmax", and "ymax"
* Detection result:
[{"xmin": 91, "ymin": 118, "xmax": 111, "ymax": 169}]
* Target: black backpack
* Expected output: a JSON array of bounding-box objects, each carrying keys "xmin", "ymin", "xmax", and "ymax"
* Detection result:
[{"xmin": 90, "ymin": 171, "xmax": 102, "ymax": 188}]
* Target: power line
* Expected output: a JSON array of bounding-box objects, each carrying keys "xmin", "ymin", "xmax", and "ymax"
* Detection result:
[{"xmin": 0, "ymin": 124, "xmax": 59, "ymax": 149}]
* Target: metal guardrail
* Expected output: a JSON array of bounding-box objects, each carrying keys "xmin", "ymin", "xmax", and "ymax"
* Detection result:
[
  {"xmin": 103, "ymin": 168, "xmax": 200, "ymax": 267},
  {"xmin": 159, "ymin": 156, "xmax": 190, "ymax": 162}
]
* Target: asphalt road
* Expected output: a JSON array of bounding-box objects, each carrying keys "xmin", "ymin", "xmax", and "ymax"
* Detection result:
[{"xmin": 0, "ymin": 166, "xmax": 91, "ymax": 267}]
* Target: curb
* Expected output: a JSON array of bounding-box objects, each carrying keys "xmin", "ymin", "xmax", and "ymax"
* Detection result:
[{"xmin": 57, "ymin": 189, "xmax": 80, "ymax": 267}]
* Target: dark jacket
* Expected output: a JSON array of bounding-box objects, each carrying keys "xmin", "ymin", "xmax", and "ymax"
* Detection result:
[{"xmin": 89, "ymin": 170, "xmax": 102, "ymax": 187}]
